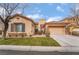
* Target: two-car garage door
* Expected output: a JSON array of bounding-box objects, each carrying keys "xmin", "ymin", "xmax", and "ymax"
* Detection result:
[{"xmin": 49, "ymin": 27, "xmax": 66, "ymax": 35}]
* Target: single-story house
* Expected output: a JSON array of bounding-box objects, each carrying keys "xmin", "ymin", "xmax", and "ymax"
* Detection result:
[{"xmin": 7, "ymin": 14, "xmax": 35, "ymax": 37}]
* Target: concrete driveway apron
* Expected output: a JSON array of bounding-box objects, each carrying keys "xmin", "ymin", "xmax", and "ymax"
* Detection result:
[{"xmin": 50, "ymin": 35, "xmax": 79, "ymax": 47}]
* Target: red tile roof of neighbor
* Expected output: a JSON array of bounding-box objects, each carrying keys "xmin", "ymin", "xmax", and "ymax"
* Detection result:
[{"xmin": 10, "ymin": 14, "xmax": 35, "ymax": 24}]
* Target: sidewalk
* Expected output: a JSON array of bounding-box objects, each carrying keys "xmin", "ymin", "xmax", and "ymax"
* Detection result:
[{"xmin": 0, "ymin": 45, "xmax": 79, "ymax": 52}]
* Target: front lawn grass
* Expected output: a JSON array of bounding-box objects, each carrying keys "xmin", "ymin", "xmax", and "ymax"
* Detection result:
[{"xmin": 0, "ymin": 37, "xmax": 60, "ymax": 46}]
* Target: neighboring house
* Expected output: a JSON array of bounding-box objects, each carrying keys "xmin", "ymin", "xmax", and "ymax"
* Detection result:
[
  {"xmin": 7, "ymin": 14, "xmax": 35, "ymax": 37},
  {"xmin": 62, "ymin": 16, "xmax": 79, "ymax": 34},
  {"xmin": 38, "ymin": 19, "xmax": 46, "ymax": 31},
  {"xmin": 35, "ymin": 19, "xmax": 46, "ymax": 34}
]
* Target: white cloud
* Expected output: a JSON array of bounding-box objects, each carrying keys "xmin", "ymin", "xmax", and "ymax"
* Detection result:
[
  {"xmin": 56, "ymin": 6, "xmax": 64, "ymax": 12},
  {"xmin": 27, "ymin": 14, "xmax": 43, "ymax": 19},
  {"xmin": 12, "ymin": 9, "xmax": 22, "ymax": 15},
  {"xmin": 46, "ymin": 16, "xmax": 63, "ymax": 22}
]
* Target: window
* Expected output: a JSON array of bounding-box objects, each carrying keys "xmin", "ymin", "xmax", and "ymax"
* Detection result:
[
  {"xmin": 15, "ymin": 23, "xmax": 25, "ymax": 32},
  {"xmin": 11, "ymin": 23, "xmax": 25, "ymax": 32}
]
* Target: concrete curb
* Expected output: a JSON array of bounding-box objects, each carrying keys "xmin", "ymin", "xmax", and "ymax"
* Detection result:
[{"xmin": 0, "ymin": 45, "xmax": 79, "ymax": 52}]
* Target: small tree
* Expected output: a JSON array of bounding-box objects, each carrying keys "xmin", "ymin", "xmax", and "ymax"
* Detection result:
[{"xmin": 0, "ymin": 3, "xmax": 28, "ymax": 39}]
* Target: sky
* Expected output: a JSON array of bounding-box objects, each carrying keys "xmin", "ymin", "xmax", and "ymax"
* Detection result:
[{"xmin": 1, "ymin": 3, "xmax": 76, "ymax": 22}]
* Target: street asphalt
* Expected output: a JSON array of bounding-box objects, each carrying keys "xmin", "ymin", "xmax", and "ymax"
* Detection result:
[{"xmin": 0, "ymin": 50, "xmax": 79, "ymax": 55}]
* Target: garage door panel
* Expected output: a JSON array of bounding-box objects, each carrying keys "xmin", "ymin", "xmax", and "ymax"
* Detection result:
[{"xmin": 49, "ymin": 27, "xmax": 65, "ymax": 35}]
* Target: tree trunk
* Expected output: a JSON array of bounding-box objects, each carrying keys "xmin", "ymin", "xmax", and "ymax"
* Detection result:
[
  {"xmin": 2, "ymin": 23, "xmax": 9, "ymax": 39},
  {"xmin": 3, "ymin": 30, "xmax": 7, "ymax": 39}
]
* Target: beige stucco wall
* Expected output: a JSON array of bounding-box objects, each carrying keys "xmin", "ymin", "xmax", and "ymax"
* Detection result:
[{"xmin": 7, "ymin": 16, "xmax": 35, "ymax": 36}]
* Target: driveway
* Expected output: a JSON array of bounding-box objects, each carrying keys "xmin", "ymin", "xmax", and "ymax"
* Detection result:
[{"xmin": 50, "ymin": 35, "xmax": 79, "ymax": 47}]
